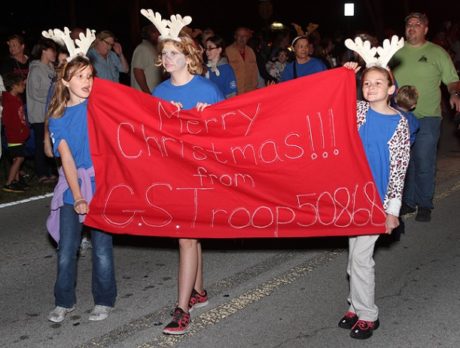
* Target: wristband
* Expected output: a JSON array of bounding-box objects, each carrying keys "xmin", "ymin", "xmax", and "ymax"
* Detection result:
[{"xmin": 73, "ymin": 198, "xmax": 87, "ymax": 208}]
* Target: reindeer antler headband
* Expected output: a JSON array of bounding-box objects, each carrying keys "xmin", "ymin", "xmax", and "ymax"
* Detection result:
[
  {"xmin": 344, "ymin": 35, "xmax": 404, "ymax": 68},
  {"xmin": 140, "ymin": 9, "xmax": 192, "ymax": 42},
  {"xmin": 42, "ymin": 27, "xmax": 95, "ymax": 62}
]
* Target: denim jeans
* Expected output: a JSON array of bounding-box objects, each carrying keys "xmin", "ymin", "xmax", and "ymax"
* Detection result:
[
  {"xmin": 54, "ymin": 204, "xmax": 117, "ymax": 308},
  {"xmin": 403, "ymin": 117, "xmax": 441, "ymax": 210}
]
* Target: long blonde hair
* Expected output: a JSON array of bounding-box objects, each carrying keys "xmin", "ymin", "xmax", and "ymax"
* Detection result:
[
  {"xmin": 47, "ymin": 56, "xmax": 94, "ymax": 119},
  {"xmin": 156, "ymin": 32, "xmax": 205, "ymax": 75}
]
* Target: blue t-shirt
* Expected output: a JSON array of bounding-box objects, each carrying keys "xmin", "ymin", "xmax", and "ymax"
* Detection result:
[
  {"xmin": 152, "ymin": 75, "xmax": 224, "ymax": 110},
  {"xmin": 49, "ymin": 100, "xmax": 95, "ymax": 204},
  {"xmin": 206, "ymin": 63, "xmax": 237, "ymax": 99},
  {"xmin": 394, "ymin": 106, "xmax": 420, "ymax": 145},
  {"xmin": 359, "ymin": 108, "xmax": 401, "ymax": 201},
  {"xmin": 280, "ymin": 58, "xmax": 327, "ymax": 82}
]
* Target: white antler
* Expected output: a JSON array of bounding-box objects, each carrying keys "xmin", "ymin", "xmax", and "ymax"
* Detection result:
[
  {"xmin": 345, "ymin": 35, "xmax": 404, "ymax": 68},
  {"xmin": 42, "ymin": 27, "xmax": 95, "ymax": 61},
  {"xmin": 376, "ymin": 35, "xmax": 404, "ymax": 68},
  {"xmin": 74, "ymin": 28, "xmax": 96, "ymax": 59},
  {"xmin": 140, "ymin": 9, "xmax": 169, "ymax": 38},
  {"xmin": 42, "ymin": 29, "xmax": 65, "ymax": 46},
  {"xmin": 168, "ymin": 14, "xmax": 192, "ymax": 39},
  {"xmin": 141, "ymin": 9, "xmax": 192, "ymax": 41},
  {"xmin": 344, "ymin": 36, "xmax": 378, "ymax": 67}
]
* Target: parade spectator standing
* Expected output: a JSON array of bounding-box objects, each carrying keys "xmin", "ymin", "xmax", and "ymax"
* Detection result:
[
  {"xmin": 87, "ymin": 31, "xmax": 129, "ymax": 83},
  {"xmin": 0, "ymin": 75, "xmax": 5, "ymax": 159},
  {"xmin": 26, "ymin": 37, "xmax": 57, "ymax": 183},
  {"xmin": 1, "ymin": 72, "xmax": 29, "ymax": 192},
  {"xmin": 1, "ymin": 34, "xmax": 30, "ymax": 81},
  {"xmin": 392, "ymin": 12, "xmax": 460, "ymax": 222},
  {"xmin": 266, "ymin": 48, "xmax": 289, "ymax": 82},
  {"xmin": 205, "ymin": 35, "xmax": 237, "ymax": 98},
  {"xmin": 393, "ymin": 85, "xmax": 420, "ymax": 145},
  {"xmin": 225, "ymin": 27, "xmax": 259, "ymax": 94},
  {"xmin": 280, "ymin": 35, "xmax": 327, "ymax": 82},
  {"xmin": 130, "ymin": 25, "xmax": 161, "ymax": 93}
]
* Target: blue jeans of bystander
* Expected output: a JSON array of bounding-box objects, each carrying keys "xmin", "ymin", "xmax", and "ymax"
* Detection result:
[{"xmin": 403, "ymin": 117, "xmax": 441, "ymax": 210}]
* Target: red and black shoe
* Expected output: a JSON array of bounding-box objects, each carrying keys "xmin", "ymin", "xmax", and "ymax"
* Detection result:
[
  {"xmin": 189, "ymin": 289, "xmax": 209, "ymax": 312},
  {"xmin": 338, "ymin": 311, "xmax": 358, "ymax": 329},
  {"xmin": 163, "ymin": 307, "xmax": 191, "ymax": 335},
  {"xmin": 350, "ymin": 319, "xmax": 380, "ymax": 339}
]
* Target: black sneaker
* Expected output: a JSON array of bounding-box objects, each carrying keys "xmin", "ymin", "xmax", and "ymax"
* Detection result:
[
  {"xmin": 338, "ymin": 311, "xmax": 358, "ymax": 329},
  {"xmin": 3, "ymin": 182, "xmax": 26, "ymax": 193},
  {"xmin": 350, "ymin": 319, "xmax": 380, "ymax": 339},
  {"xmin": 14, "ymin": 180, "xmax": 30, "ymax": 190},
  {"xmin": 400, "ymin": 203, "xmax": 416, "ymax": 216},
  {"xmin": 163, "ymin": 307, "xmax": 190, "ymax": 335},
  {"xmin": 415, "ymin": 207, "xmax": 431, "ymax": 222}
]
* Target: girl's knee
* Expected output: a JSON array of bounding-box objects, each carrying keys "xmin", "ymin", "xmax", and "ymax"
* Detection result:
[{"xmin": 179, "ymin": 238, "xmax": 197, "ymax": 249}]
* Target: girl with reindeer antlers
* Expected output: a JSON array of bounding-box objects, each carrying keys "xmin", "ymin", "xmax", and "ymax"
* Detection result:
[
  {"xmin": 339, "ymin": 36, "xmax": 410, "ymax": 339},
  {"xmin": 141, "ymin": 9, "xmax": 224, "ymax": 335},
  {"xmin": 43, "ymin": 28, "xmax": 117, "ymax": 323}
]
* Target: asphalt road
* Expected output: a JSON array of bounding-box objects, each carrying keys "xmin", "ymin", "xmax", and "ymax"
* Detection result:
[{"xmin": 1, "ymin": 116, "xmax": 459, "ymax": 348}]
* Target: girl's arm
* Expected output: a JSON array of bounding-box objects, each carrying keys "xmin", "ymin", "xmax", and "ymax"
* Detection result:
[
  {"xmin": 384, "ymin": 118, "xmax": 411, "ymax": 233},
  {"xmin": 57, "ymin": 139, "xmax": 88, "ymax": 215}
]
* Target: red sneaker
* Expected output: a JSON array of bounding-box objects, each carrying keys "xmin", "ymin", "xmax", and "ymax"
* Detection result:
[
  {"xmin": 163, "ymin": 307, "xmax": 191, "ymax": 335},
  {"xmin": 188, "ymin": 289, "xmax": 208, "ymax": 312}
]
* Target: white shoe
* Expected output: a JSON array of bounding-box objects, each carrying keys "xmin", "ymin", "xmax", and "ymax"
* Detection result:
[
  {"xmin": 79, "ymin": 237, "xmax": 92, "ymax": 256},
  {"xmin": 48, "ymin": 306, "xmax": 75, "ymax": 323},
  {"xmin": 88, "ymin": 305, "xmax": 112, "ymax": 321}
]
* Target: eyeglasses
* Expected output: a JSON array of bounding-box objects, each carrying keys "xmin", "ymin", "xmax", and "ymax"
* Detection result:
[
  {"xmin": 206, "ymin": 47, "xmax": 219, "ymax": 51},
  {"xmin": 103, "ymin": 39, "xmax": 114, "ymax": 48}
]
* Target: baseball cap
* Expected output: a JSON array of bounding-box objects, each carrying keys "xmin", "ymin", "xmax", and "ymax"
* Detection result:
[{"xmin": 405, "ymin": 12, "xmax": 428, "ymax": 25}]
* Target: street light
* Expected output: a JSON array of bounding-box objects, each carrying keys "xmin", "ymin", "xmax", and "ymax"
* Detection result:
[{"xmin": 344, "ymin": 3, "xmax": 355, "ymax": 17}]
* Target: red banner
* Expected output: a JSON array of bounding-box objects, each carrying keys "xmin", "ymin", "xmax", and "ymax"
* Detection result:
[{"xmin": 85, "ymin": 68, "xmax": 386, "ymax": 238}]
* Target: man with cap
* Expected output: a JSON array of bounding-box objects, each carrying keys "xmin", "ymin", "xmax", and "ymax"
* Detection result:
[{"xmin": 392, "ymin": 12, "xmax": 460, "ymax": 222}]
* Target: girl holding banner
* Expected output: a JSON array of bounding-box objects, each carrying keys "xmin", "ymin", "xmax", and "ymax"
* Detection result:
[
  {"xmin": 44, "ymin": 28, "xmax": 117, "ymax": 323},
  {"xmin": 141, "ymin": 9, "xmax": 224, "ymax": 334},
  {"xmin": 340, "ymin": 36, "xmax": 410, "ymax": 339}
]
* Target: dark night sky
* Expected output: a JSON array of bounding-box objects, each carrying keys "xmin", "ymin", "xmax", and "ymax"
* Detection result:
[{"xmin": 1, "ymin": 0, "xmax": 459, "ymax": 58}]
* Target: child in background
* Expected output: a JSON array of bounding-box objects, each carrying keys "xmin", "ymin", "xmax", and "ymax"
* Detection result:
[
  {"xmin": 393, "ymin": 85, "xmax": 420, "ymax": 145},
  {"xmin": 266, "ymin": 48, "xmax": 289, "ymax": 82},
  {"xmin": 46, "ymin": 50, "xmax": 117, "ymax": 323},
  {"xmin": 340, "ymin": 63, "xmax": 410, "ymax": 339},
  {"xmin": 146, "ymin": 9, "xmax": 224, "ymax": 335},
  {"xmin": 1, "ymin": 72, "xmax": 29, "ymax": 192}
]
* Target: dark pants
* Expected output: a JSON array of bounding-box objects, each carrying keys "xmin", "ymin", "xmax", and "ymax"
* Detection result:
[
  {"xmin": 402, "ymin": 117, "xmax": 441, "ymax": 209},
  {"xmin": 31, "ymin": 122, "xmax": 56, "ymax": 178}
]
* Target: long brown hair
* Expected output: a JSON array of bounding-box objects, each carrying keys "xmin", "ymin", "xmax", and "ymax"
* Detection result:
[{"xmin": 47, "ymin": 56, "xmax": 94, "ymax": 119}]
